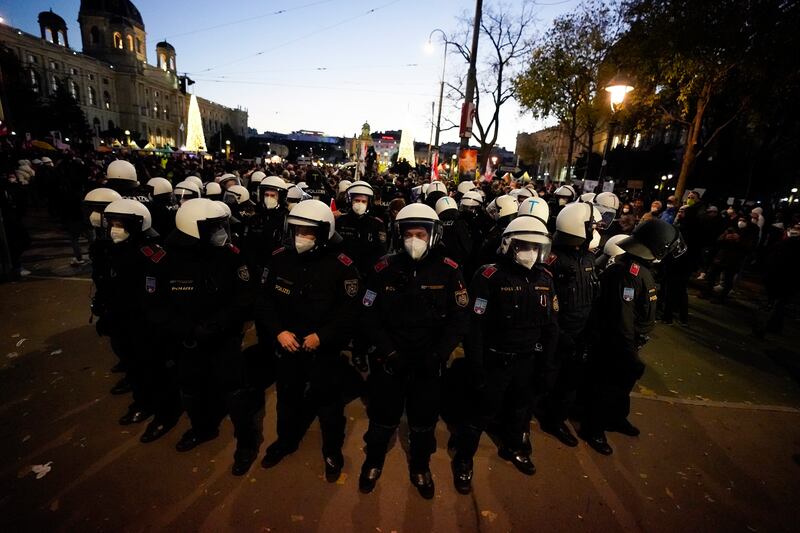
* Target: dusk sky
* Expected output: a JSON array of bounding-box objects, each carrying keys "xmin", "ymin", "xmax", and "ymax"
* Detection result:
[{"xmin": 1, "ymin": 0, "xmax": 578, "ymax": 149}]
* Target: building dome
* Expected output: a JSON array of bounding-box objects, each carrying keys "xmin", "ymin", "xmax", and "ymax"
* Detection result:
[
  {"xmin": 37, "ymin": 10, "xmax": 66, "ymax": 28},
  {"xmin": 156, "ymin": 40, "xmax": 174, "ymax": 51},
  {"xmin": 79, "ymin": 0, "xmax": 144, "ymax": 28}
]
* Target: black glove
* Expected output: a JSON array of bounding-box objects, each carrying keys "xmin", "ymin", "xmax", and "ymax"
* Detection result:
[{"xmin": 351, "ymin": 352, "xmax": 369, "ymax": 373}]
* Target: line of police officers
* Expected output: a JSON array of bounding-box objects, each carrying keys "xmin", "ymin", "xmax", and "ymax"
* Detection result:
[{"xmin": 83, "ymin": 160, "xmax": 685, "ymax": 498}]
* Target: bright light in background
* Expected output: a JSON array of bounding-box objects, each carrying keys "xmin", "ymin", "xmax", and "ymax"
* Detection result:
[{"xmin": 424, "ymin": 40, "xmax": 434, "ymax": 54}]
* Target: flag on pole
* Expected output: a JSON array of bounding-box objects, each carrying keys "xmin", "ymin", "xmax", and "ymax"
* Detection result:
[
  {"xmin": 330, "ymin": 197, "xmax": 337, "ymax": 212},
  {"xmin": 431, "ymin": 152, "xmax": 440, "ymax": 182}
]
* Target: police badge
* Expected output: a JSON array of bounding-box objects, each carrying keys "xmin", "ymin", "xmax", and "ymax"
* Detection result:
[
  {"xmin": 622, "ymin": 287, "xmax": 635, "ymax": 302},
  {"xmin": 344, "ymin": 279, "xmax": 359, "ymax": 297},
  {"xmin": 237, "ymin": 265, "xmax": 250, "ymax": 282},
  {"xmin": 145, "ymin": 276, "xmax": 156, "ymax": 294},
  {"xmin": 363, "ymin": 289, "xmax": 377, "ymax": 307},
  {"xmin": 473, "ymin": 297, "xmax": 488, "ymax": 315},
  {"xmin": 455, "ymin": 289, "xmax": 468, "ymax": 307}
]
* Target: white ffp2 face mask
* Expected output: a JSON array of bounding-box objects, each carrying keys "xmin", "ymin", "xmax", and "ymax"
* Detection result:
[
  {"xmin": 295, "ymin": 236, "xmax": 316, "ymax": 254},
  {"xmin": 514, "ymin": 249, "xmax": 537, "ymax": 269},
  {"xmin": 209, "ymin": 228, "xmax": 228, "ymax": 247},
  {"xmin": 264, "ymin": 196, "xmax": 278, "ymax": 209},
  {"xmin": 89, "ymin": 211, "xmax": 103, "ymax": 228},
  {"xmin": 404, "ymin": 237, "xmax": 428, "ymax": 260},
  {"xmin": 351, "ymin": 202, "xmax": 367, "ymax": 216},
  {"xmin": 558, "ymin": 198, "xmax": 568, "ymax": 206},
  {"xmin": 109, "ymin": 227, "xmax": 129, "ymax": 244}
]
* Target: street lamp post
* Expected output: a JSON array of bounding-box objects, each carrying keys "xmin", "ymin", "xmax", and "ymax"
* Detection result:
[
  {"xmin": 597, "ymin": 74, "xmax": 634, "ymax": 192},
  {"xmin": 427, "ymin": 28, "xmax": 449, "ymax": 164},
  {"xmin": 460, "ymin": 0, "xmax": 483, "ymax": 151},
  {"xmin": 225, "ymin": 139, "xmax": 231, "ymax": 160},
  {"xmin": 124, "ymin": 129, "xmax": 131, "ymax": 147}
]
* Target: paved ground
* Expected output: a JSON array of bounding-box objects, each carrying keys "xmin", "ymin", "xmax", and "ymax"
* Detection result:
[{"xmin": 1, "ymin": 211, "xmax": 799, "ymax": 532}]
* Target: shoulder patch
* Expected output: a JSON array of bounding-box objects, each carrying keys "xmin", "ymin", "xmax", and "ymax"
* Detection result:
[
  {"xmin": 337, "ymin": 253, "xmax": 354, "ymax": 267},
  {"xmin": 545, "ymin": 253, "xmax": 557, "ymax": 266},
  {"xmin": 237, "ymin": 265, "xmax": 250, "ymax": 282},
  {"xmin": 272, "ymin": 246, "xmax": 286, "ymax": 256},
  {"xmin": 228, "ymin": 244, "xmax": 240, "ymax": 254},
  {"xmin": 374, "ymin": 257, "xmax": 389, "ymax": 273},
  {"xmin": 482, "ymin": 265, "xmax": 497, "ymax": 278},
  {"xmin": 443, "ymin": 257, "xmax": 459, "ymax": 269},
  {"xmin": 140, "ymin": 245, "xmax": 154, "ymax": 257},
  {"xmin": 151, "ymin": 248, "xmax": 166, "ymax": 263},
  {"xmin": 629, "ymin": 262, "xmax": 640, "ymax": 276}
]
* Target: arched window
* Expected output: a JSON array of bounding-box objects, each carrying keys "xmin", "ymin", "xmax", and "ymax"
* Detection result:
[
  {"xmin": 164, "ymin": 106, "xmax": 169, "ymax": 120},
  {"xmin": 154, "ymin": 101, "xmax": 159, "ymax": 117},
  {"xmin": 45, "ymin": 28, "xmax": 54, "ymax": 43},
  {"xmin": 88, "ymin": 86, "xmax": 97, "ymax": 106},
  {"xmin": 58, "ymin": 31, "xmax": 66, "ymax": 46},
  {"xmin": 103, "ymin": 91, "xmax": 111, "ymax": 110},
  {"xmin": 69, "ymin": 80, "xmax": 79, "ymax": 101},
  {"xmin": 113, "ymin": 32, "xmax": 123, "ymax": 49},
  {"xmin": 90, "ymin": 27, "xmax": 100, "ymax": 45},
  {"xmin": 93, "ymin": 118, "xmax": 100, "ymax": 136},
  {"xmin": 108, "ymin": 120, "xmax": 115, "ymax": 131},
  {"xmin": 50, "ymin": 75, "xmax": 59, "ymax": 94},
  {"xmin": 168, "ymin": 57, "xmax": 175, "ymax": 71},
  {"xmin": 127, "ymin": 35, "xmax": 134, "ymax": 51},
  {"xmin": 136, "ymin": 38, "xmax": 141, "ymax": 53},
  {"xmin": 159, "ymin": 53, "xmax": 167, "ymax": 70}
]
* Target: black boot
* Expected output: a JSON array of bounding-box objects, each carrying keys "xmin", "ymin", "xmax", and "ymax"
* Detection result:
[
  {"xmin": 498, "ymin": 447, "xmax": 536, "ymax": 475},
  {"xmin": 119, "ymin": 406, "xmax": 152, "ymax": 425},
  {"xmin": 260, "ymin": 440, "xmax": 298, "ymax": 469},
  {"xmin": 358, "ymin": 458, "xmax": 384, "ymax": 494},
  {"xmin": 140, "ymin": 418, "xmax": 177, "ymax": 443},
  {"xmin": 540, "ymin": 421, "xmax": 578, "ymax": 447},
  {"xmin": 175, "ymin": 428, "xmax": 219, "ymax": 452},
  {"xmin": 110, "ymin": 376, "xmax": 131, "ymax": 395},
  {"xmin": 579, "ymin": 430, "xmax": 613, "ymax": 455},
  {"xmin": 451, "ymin": 458, "xmax": 473, "ymax": 495},
  {"xmin": 606, "ymin": 418, "xmax": 640, "ymax": 437},
  {"xmin": 410, "ymin": 466, "xmax": 435, "ymax": 500},
  {"xmin": 324, "ymin": 451, "xmax": 344, "ymax": 483},
  {"xmin": 232, "ymin": 447, "xmax": 258, "ymax": 476}
]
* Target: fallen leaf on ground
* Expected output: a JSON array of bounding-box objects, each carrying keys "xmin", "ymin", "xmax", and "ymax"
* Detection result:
[
  {"xmin": 481, "ymin": 510, "xmax": 498, "ymax": 522},
  {"xmin": 336, "ymin": 473, "xmax": 348, "ymax": 485},
  {"xmin": 6, "ymin": 352, "xmax": 19, "ymax": 359},
  {"xmin": 50, "ymin": 349, "xmax": 63, "ymax": 356},
  {"xmin": 16, "ymin": 338, "xmax": 27, "ymax": 347},
  {"xmin": 291, "ymin": 515, "xmax": 304, "ymax": 522},
  {"xmin": 665, "ymin": 487, "xmax": 674, "ymax": 499},
  {"xmin": 31, "ymin": 462, "xmax": 53, "ymax": 479}
]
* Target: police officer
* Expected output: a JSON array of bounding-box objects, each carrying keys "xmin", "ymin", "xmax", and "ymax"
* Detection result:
[
  {"xmin": 435, "ymin": 196, "xmax": 472, "ymax": 265},
  {"xmin": 159, "ymin": 199, "xmax": 259, "ymax": 475},
  {"xmin": 222, "ymin": 184, "xmax": 256, "ymax": 245},
  {"xmin": 204, "ymin": 181, "xmax": 223, "ymax": 201},
  {"xmin": 580, "ymin": 218, "xmax": 685, "ymax": 455},
  {"xmin": 359, "ymin": 204, "xmax": 468, "ymax": 499},
  {"xmin": 451, "ymin": 216, "xmax": 558, "ymax": 494},
  {"xmin": 538, "ymin": 202, "xmax": 601, "ymax": 448},
  {"xmin": 336, "ymin": 180, "xmax": 388, "ymax": 273},
  {"xmin": 477, "ymin": 195, "xmax": 518, "ymax": 267},
  {"xmin": 547, "ymin": 184, "xmax": 576, "ymax": 231},
  {"xmin": 244, "ymin": 175, "xmax": 289, "ymax": 277},
  {"xmin": 104, "ymin": 160, "xmax": 152, "ymax": 208},
  {"xmin": 99, "ymin": 199, "xmax": 163, "ymax": 425},
  {"xmin": 174, "ymin": 180, "xmax": 202, "ymax": 205},
  {"xmin": 255, "ymin": 200, "xmax": 361, "ymax": 482},
  {"xmin": 146, "ymin": 177, "xmax": 177, "ymax": 237}
]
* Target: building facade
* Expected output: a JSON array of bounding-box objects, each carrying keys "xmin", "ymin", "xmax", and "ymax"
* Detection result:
[{"xmin": 0, "ymin": 1, "xmax": 246, "ymax": 148}]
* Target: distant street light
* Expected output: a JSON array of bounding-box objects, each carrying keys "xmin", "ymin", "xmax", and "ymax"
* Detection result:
[
  {"xmin": 225, "ymin": 139, "xmax": 231, "ymax": 160},
  {"xmin": 597, "ymin": 72, "xmax": 634, "ymax": 191}
]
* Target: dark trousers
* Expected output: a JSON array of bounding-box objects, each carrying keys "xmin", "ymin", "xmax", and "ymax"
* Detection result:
[
  {"xmin": 274, "ymin": 350, "xmax": 347, "ymax": 456},
  {"xmin": 454, "ymin": 353, "xmax": 535, "ymax": 462},
  {"xmin": 581, "ymin": 354, "xmax": 640, "ymax": 435},
  {"xmin": 541, "ymin": 337, "xmax": 587, "ymax": 425},
  {"xmin": 705, "ymin": 262, "xmax": 738, "ymax": 298},
  {"xmin": 177, "ymin": 338, "xmax": 259, "ymax": 451},
  {"xmin": 363, "ymin": 355, "xmax": 441, "ymax": 469},
  {"xmin": 663, "ymin": 272, "xmax": 690, "ymax": 322}
]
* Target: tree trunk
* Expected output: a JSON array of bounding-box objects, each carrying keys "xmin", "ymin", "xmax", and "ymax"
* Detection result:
[
  {"xmin": 583, "ymin": 125, "xmax": 595, "ymax": 181},
  {"xmin": 675, "ymin": 82, "xmax": 711, "ymax": 201},
  {"xmin": 565, "ymin": 106, "xmax": 578, "ymax": 183}
]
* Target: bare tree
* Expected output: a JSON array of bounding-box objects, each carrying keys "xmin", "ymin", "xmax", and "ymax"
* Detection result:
[{"xmin": 445, "ymin": 1, "xmax": 536, "ymax": 167}]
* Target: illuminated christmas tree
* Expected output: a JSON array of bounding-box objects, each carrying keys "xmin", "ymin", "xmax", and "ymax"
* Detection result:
[
  {"xmin": 398, "ymin": 128, "xmax": 416, "ymax": 168},
  {"xmin": 185, "ymin": 94, "xmax": 207, "ymax": 152}
]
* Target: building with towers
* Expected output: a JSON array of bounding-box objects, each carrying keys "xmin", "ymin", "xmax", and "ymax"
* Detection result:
[{"xmin": 0, "ymin": 0, "xmax": 247, "ymax": 148}]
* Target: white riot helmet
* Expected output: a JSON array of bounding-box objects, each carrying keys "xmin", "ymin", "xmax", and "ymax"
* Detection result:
[
  {"xmin": 509, "ymin": 188, "xmax": 533, "ymax": 202},
  {"xmin": 593, "ymin": 191, "xmax": 620, "ymax": 228},
  {"xmin": 347, "ymin": 180, "xmax": 374, "ymax": 216},
  {"xmin": 106, "ymin": 160, "xmax": 137, "ymax": 183},
  {"xmin": 603, "ymin": 234, "xmax": 628, "ymax": 258},
  {"xmin": 215, "ymin": 200, "xmax": 232, "ymax": 219},
  {"xmin": 147, "ymin": 177, "xmax": 173, "ymax": 198},
  {"xmin": 500, "ymin": 215, "xmax": 552, "ymax": 269},
  {"xmin": 41, "ymin": 156, "xmax": 53, "ymax": 165},
  {"xmin": 394, "ymin": 203, "xmax": 442, "ymax": 260},
  {"xmin": 517, "ymin": 197, "xmax": 550, "ymax": 225},
  {"xmin": 250, "ymin": 171, "xmax": 267, "ymax": 187},
  {"xmin": 217, "ymin": 173, "xmax": 240, "ymax": 189},
  {"xmin": 175, "ymin": 198, "xmax": 230, "ymax": 245},
  {"xmin": 588, "ymin": 229, "xmax": 601, "ymax": 252},
  {"xmin": 223, "ymin": 184, "xmax": 252, "ymax": 206},
  {"xmin": 185, "ymin": 175, "xmax": 204, "ymax": 190},
  {"xmin": 103, "ymin": 198, "xmax": 155, "ymax": 243},
  {"xmin": 204, "ymin": 181, "xmax": 222, "ymax": 199},
  {"xmin": 337, "ymin": 179, "xmax": 353, "ymax": 194},
  {"xmin": 83, "ymin": 187, "xmax": 122, "ymax": 229},
  {"xmin": 296, "ymin": 181, "xmax": 308, "ymax": 190},
  {"xmin": 428, "ymin": 181, "xmax": 448, "ymax": 195},
  {"xmin": 258, "ymin": 175, "xmax": 289, "ymax": 209},
  {"xmin": 285, "ymin": 199, "xmax": 336, "ymax": 253},
  {"xmin": 554, "ymin": 202, "xmax": 601, "ymax": 247},
  {"xmin": 286, "ymin": 185, "xmax": 310, "ymax": 209},
  {"xmin": 174, "ymin": 180, "xmax": 202, "ymax": 203},
  {"xmin": 488, "ymin": 195, "xmax": 519, "ymax": 220},
  {"xmin": 580, "ymin": 192, "xmax": 596, "ymax": 203},
  {"xmin": 554, "ymin": 184, "xmax": 576, "ymax": 205},
  {"xmin": 460, "ymin": 190, "xmax": 484, "ymax": 208},
  {"xmin": 435, "ymin": 196, "xmax": 458, "ymax": 216},
  {"xmin": 524, "ymin": 184, "xmax": 540, "ymax": 197},
  {"xmin": 457, "ymin": 181, "xmax": 476, "ymax": 195}
]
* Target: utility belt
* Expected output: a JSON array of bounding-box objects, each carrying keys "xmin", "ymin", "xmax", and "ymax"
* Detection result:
[{"xmin": 487, "ymin": 347, "xmax": 535, "ymax": 367}]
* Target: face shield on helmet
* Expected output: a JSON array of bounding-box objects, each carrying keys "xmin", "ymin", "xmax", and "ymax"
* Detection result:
[
  {"xmin": 593, "ymin": 192, "xmax": 620, "ymax": 230},
  {"xmin": 283, "ymin": 199, "xmax": 335, "ymax": 254},
  {"xmin": 258, "ymin": 176, "xmax": 288, "ymax": 210},
  {"xmin": 347, "ymin": 181, "xmax": 374, "ymax": 216},
  {"xmin": 394, "ymin": 204, "xmax": 442, "ymax": 261},
  {"xmin": 554, "ymin": 185, "xmax": 576, "ymax": 206},
  {"xmin": 460, "ymin": 190, "xmax": 484, "ymax": 212},
  {"xmin": 174, "ymin": 180, "xmax": 201, "ymax": 204},
  {"xmin": 83, "ymin": 188, "xmax": 122, "ymax": 231},
  {"xmin": 223, "ymin": 185, "xmax": 251, "ymax": 207},
  {"xmin": 204, "ymin": 181, "xmax": 222, "ymax": 200},
  {"xmin": 103, "ymin": 199, "xmax": 153, "ymax": 244},
  {"xmin": 500, "ymin": 216, "xmax": 552, "ymax": 269}
]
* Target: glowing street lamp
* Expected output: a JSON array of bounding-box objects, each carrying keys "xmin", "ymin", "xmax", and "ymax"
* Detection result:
[
  {"xmin": 225, "ymin": 139, "xmax": 231, "ymax": 160},
  {"xmin": 124, "ymin": 129, "xmax": 131, "ymax": 146},
  {"xmin": 597, "ymin": 73, "xmax": 634, "ymax": 190}
]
